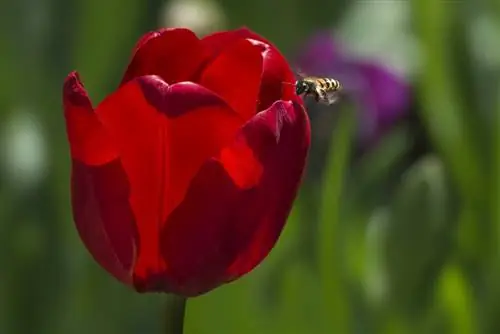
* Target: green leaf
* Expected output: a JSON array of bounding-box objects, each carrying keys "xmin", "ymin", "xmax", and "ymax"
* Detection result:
[
  {"xmin": 384, "ymin": 155, "xmax": 455, "ymax": 312},
  {"xmin": 353, "ymin": 125, "xmax": 413, "ymax": 189},
  {"xmin": 364, "ymin": 208, "xmax": 391, "ymax": 309},
  {"xmin": 345, "ymin": 124, "xmax": 413, "ymax": 215}
]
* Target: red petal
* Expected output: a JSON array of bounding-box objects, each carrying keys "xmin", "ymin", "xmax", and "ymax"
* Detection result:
[
  {"xmin": 130, "ymin": 29, "xmax": 169, "ymax": 56},
  {"xmin": 232, "ymin": 27, "xmax": 276, "ymax": 45},
  {"xmin": 64, "ymin": 72, "xmax": 136, "ymax": 284},
  {"xmin": 199, "ymin": 39, "xmax": 263, "ymax": 121},
  {"xmin": 121, "ymin": 28, "xmax": 207, "ymax": 86},
  {"xmin": 200, "ymin": 27, "xmax": 263, "ymax": 56},
  {"xmin": 224, "ymin": 101, "xmax": 310, "ymax": 279},
  {"xmin": 71, "ymin": 160, "xmax": 138, "ymax": 285},
  {"xmin": 159, "ymin": 100, "xmax": 310, "ymax": 296},
  {"xmin": 234, "ymin": 28, "xmax": 297, "ymax": 108},
  {"xmin": 94, "ymin": 75, "xmax": 245, "ymax": 289},
  {"xmin": 198, "ymin": 28, "xmax": 263, "ymax": 73},
  {"xmin": 63, "ymin": 71, "xmax": 118, "ymax": 165},
  {"xmin": 246, "ymin": 39, "xmax": 296, "ymax": 111},
  {"xmin": 201, "ymin": 28, "xmax": 296, "ymax": 111},
  {"xmin": 200, "ymin": 30, "xmax": 239, "ymax": 55}
]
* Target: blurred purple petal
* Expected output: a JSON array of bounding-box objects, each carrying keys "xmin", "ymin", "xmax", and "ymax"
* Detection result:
[
  {"xmin": 357, "ymin": 62, "xmax": 410, "ymax": 126},
  {"xmin": 296, "ymin": 31, "xmax": 343, "ymax": 74},
  {"xmin": 295, "ymin": 32, "xmax": 410, "ymax": 145}
]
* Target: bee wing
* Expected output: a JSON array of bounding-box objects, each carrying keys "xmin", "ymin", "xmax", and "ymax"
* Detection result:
[
  {"xmin": 322, "ymin": 91, "xmax": 341, "ymax": 105},
  {"xmin": 294, "ymin": 68, "xmax": 320, "ymax": 80},
  {"xmin": 295, "ymin": 68, "xmax": 307, "ymax": 78},
  {"xmin": 296, "ymin": 68, "xmax": 334, "ymax": 80}
]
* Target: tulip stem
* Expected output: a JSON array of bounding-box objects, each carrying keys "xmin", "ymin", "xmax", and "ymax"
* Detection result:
[{"xmin": 164, "ymin": 294, "xmax": 187, "ymax": 334}]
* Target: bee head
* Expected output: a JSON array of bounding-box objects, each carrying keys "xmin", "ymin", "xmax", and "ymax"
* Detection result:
[{"xmin": 295, "ymin": 80, "xmax": 309, "ymax": 95}]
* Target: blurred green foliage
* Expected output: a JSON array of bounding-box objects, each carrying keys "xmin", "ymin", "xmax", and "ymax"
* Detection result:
[{"xmin": 1, "ymin": 0, "xmax": 499, "ymax": 333}]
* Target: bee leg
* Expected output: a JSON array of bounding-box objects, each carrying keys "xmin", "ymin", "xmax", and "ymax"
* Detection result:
[{"xmin": 314, "ymin": 92, "xmax": 321, "ymax": 102}]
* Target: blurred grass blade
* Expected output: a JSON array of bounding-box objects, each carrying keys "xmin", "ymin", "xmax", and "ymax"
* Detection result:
[
  {"xmin": 353, "ymin": 125, "xmax": 413, "ymax": 188},
  {"xmin": 72, "ymin": 0, "xmax": 143, "ymax": 102},
  {"xmin": 278, "ymin": 262, "xmax": 319, "ymax": 334},
  {"xmin": 317, "ymin": 105, "xmax": 356, "ymax": 333},
  {"xmin": 436, "ymin": 264, "xmax": 476, "ymax": 334},
  {"xmin": 186, "ymin": 281, "xmax": 256, "ymax": 334},
  {"xmin": 488, "ymin": 0, "xmax": 500, "ymax": 20},
  {"xmin": 411, "ymin": 0, "xmax": 485, "ymax": 203},
  {"xmin": 493, "ymin": 81, "xmax": 500, "ymax": 257}
]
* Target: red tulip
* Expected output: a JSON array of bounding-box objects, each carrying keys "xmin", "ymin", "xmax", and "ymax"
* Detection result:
[{"xmin": 62, "ymin": 27, "xmax": 310, "ymax": 296}]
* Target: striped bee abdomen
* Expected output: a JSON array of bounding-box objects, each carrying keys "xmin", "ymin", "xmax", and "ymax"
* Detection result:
[
  {"xmin": 324, "ymin": 78, "xmax": 341, "ymax": 91},
  {"xmin": 317, "ymin": 78, "xmax": 327, "ymax": 88}
]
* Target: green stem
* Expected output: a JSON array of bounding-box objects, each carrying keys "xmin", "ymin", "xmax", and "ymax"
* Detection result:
[{"xmin": 165, "ymin": 295, "xmax": 187, "ymax": 334}]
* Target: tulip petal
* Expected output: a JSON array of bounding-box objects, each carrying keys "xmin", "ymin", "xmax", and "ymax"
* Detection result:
[
  {"xmin": 200, "ymin": 27, "xmax": 265, "ymax": 56},
  {"xmin": 71, "ymin": 160, "xmax": 138, "ymax": 284},
  {"xmin": 130, "ymin": 29, "xmax": 169, "ymax": 56},
  {"xmin": 199, "ymin": 39, "xmax": 263, "ymax": 121},
  {"xmin": 224, "ymin": 101, "xmax": 310, "ymax": 280},
  {"xmin": 121, "ymin": 28, "xmax": 207, "ymax": 86},
  {"xmin": 63, "ymin": 71, "xmax": 118, "ymax": 165},
  {"xmin": 247, "ymin": 39, "xmax": 296, "ymax": 111},
  {"xmin": 201, "ymin": 28, "xmax": 296, "ymax": 111},
  {"xmin": 94, "ymin": 75, "xmax": 245, "ymax": 288},
  {"xmin": 160, "ymin": 100, "xmax": 310, "ymax": 296},
  {"xmin": 64, "ymin": 72, "xmax": 136, "ymax": 284},
  {"xmin": 229, "ymin": 29, "xmax": 298, "ymax": 108}
]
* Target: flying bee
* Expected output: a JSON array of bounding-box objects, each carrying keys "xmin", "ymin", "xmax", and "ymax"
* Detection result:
[
  {"xmin": 285, "ymin": 71, "xmax": 343, "ymax": 105},
  {"xmin": 296, "ymin": 75, "xmax": 343, "ymax": 105}
]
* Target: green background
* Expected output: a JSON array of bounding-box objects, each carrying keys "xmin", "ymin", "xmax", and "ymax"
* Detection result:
[{"xmin": 1, "ymin": 0, "xmax": 499, "ymax": 333}]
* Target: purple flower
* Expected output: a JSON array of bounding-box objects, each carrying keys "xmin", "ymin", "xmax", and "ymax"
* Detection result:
[{"xmin": 296, "ymin": 31, "xmax": 410, "ymax": 145}]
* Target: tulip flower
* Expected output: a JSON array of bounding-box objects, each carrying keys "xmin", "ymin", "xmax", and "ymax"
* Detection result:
[
  {"xmin": 63, "ymin": 27, "xmax": 310, "ymax": 297},
  {"xmin": 296, "ymin": 31, "xmax": 410, "ymax": 145}
]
